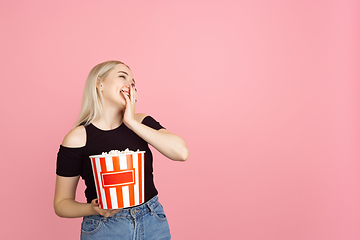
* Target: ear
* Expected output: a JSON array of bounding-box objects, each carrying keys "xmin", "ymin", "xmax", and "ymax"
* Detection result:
[{"xmin": 96, "ymin": 77, "xmax": 102, "ymax": 90}]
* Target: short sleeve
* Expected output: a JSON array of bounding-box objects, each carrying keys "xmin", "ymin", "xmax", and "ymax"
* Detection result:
[
  {"xmin": 141, "ymin": 116, "xmax": 165, "ymax": 130},
  {"xmin": 56, "ymin": 145, "xmax": 84, "ymax": 177}
]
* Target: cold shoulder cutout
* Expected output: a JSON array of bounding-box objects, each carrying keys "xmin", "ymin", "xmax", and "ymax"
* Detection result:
[{"xmin": 62, "ymin": 125, "xmax": 86, "ymax": 148}]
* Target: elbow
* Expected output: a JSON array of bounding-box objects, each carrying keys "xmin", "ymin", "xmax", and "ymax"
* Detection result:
[
  {"xmin": 54, "ymin": 210, "xmax": 63, "ymax": 218},
  {"xmin": 54, "ymin": 203, "xmax": 64, "ymax": 218},
  {"xmin": 174, "ymin": 147, "xmax": 189, "ymax": 162},
  {"xmin": 54, "ymin": 200, "xmax": 68, "ymax": 218},
  {"xmin": 178, "ymin": 141, "xmax": 189, "ymax": 161},
  {"xmin": 54, "ymin": 205, "xmax": 62, "ymax": 218},
  {"xmin": 54, "ymin": 207, "xmax": 70, "ymax": 218},
  {"xmin": 181, "ymin": 148, "xmax": 189, "ymax": 161},
  {"xmin": 164, "ymin": 135, "xmax": 189, "ymax": 161}
]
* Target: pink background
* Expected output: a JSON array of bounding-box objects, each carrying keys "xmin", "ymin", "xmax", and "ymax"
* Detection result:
[{"xmin": 0, "ymin": 0, "xmax": 359, "ymax": 239}]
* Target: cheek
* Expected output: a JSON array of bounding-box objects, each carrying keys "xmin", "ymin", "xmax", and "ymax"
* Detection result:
[
  {"xmin": 101, "ymin": 87, "xmax": 116, "ymax": 99},
  {"xmin": 102, "ymin": 81, "xmax": 120, "ymax": 93}
]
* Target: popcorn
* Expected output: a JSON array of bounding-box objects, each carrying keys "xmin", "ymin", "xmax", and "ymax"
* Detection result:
[{"xmin": 101, "ymin": 148, "xmax": 140, "ymax": 155}]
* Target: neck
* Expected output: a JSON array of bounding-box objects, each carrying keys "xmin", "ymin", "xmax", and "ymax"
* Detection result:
[{"xmin": 92, "ymin": 104, "xmax": 124, "ymax": 130}]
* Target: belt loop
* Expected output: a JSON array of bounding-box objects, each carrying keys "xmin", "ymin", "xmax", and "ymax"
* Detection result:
[{"xmin": 146, "ymin": 201, "xmax": 154, "ymax": 214}]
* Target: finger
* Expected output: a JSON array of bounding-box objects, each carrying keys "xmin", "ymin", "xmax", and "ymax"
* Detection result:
[
  {"xmin": 130, "ymin": 84, "xmax": 137, "ymax": 103},
  {"xmin": 121, "ymin": 89, "xmax": 130, "ymax": 103},
  {"xmin": 133, "ymin": 85, "xmax": 137, "ymax": 103},
  {"xmin": 112, "ymin": 209, "xmax": 121, "ymax": 214},
  {"xmin": 130, "ymin": 84, "xmax": 135, "ymax": 103},
  {"xmin": 101, "ymin": 211, "xmax": 112, "ymax": 217},
  {"xmin": 91, "ymin": 198, "xmax": 99, "ymax": 206},
  {"xmin": 109, "ymin": 209, "xmax": 121, "ymax": 217},
  {"xmin": 103, "ymin": 209, "xmax": 119, "ymax": 217}
]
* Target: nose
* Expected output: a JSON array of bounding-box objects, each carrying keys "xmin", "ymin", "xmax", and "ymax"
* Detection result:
[{"xmin": 121, "ymin": 84, "xmax": 131, "ymax": 93}]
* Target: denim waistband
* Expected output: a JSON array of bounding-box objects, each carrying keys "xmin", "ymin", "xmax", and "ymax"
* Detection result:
[{"xmin": 103, "ymin": 195, "xmax": 159, "ymax": 219}]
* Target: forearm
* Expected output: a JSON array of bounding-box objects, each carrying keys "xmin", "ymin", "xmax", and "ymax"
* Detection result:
[
  {"xmin": 54, "ymin": 199, "xmax": 96, "ymax": 218},
  {"xmin": 127, "ymin": 121, "xmax": 189, "ymax": 161}
]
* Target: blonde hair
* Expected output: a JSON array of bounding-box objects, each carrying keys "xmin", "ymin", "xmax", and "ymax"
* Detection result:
[{"xmin": 75, "ymin": 60, "xmax": 131, "ymax": 127}]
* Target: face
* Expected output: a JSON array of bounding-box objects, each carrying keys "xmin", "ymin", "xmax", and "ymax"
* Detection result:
[{"xmin": 98, "ymin": 64, "xmax": 135, "ymax": 108}]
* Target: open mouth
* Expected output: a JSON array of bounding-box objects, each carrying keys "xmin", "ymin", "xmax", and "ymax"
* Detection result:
[{"xmin": 121, "ymin": 89, "xmax": 130, "ymax": 97}]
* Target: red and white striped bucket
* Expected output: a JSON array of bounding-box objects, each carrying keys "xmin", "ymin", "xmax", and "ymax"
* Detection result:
[{"xmin": 89, "ymin": 151, "xmax": 145, "ymax": 209}]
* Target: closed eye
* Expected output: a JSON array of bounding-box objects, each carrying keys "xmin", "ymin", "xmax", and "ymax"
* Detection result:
[{"xmin": 119, "ymin": 75, "xmax": 126, "ymax": 79}]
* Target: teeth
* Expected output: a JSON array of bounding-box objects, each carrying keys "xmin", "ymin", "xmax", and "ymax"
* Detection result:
[{"xmin": 121, "ymin": 89, "xmax": 129, "ymax": 96}]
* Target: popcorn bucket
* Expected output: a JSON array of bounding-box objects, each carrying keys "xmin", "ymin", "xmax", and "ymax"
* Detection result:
[{"xmin": 89, "ymin": 151, "xmax": 145, "ymax": 209}]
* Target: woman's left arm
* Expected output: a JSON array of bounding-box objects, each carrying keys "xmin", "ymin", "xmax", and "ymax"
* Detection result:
[
  {"xmin": 121, "ymin": 84, "xmax": 189, "ymax": 161},
  {"xmin": 128, "ymin": 120, "xmax": 189, "ymax": 161}
]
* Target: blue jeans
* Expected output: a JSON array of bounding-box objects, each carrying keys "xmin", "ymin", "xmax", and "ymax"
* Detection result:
[{"xmin": 80, "ymin": 196, "xmax": 171, "ymax": 240}]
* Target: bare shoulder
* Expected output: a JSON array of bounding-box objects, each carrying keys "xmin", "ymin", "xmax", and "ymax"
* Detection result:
[
  {"xmin": 134, "ymin": 113, "xmax": 148, "ymax": 123},
  {"xmin": 62, "ymin": 125, "xmax": 86, "ymax": 148}
]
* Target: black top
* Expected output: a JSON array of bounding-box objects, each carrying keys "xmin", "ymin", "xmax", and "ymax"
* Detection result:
[{"xmin": 56, "ymin": 116, "xmax": 164, "ymax": 203}]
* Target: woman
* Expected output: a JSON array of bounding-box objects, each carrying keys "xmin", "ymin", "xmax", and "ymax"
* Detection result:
[{"xmin": 54, "ymin": 60, "xmax": 188, "ymax": 239}]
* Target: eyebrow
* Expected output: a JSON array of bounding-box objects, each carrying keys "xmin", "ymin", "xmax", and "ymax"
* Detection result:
[{"xmin": 118, "ymin": 71, "xmax": 128, "ymax": 75}]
